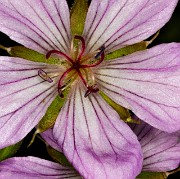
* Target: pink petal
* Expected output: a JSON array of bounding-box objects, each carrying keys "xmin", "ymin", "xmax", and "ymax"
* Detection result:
[
  {"xmin": 130, "ymin": 121, "xmax": 180, "ymax": 172},
  {"xmin": 96, "ymin": 43, "xmax": 180, "ymax": 132},
  {"xmin": 0, "ymin": 156, "xmax": 80, "ymax": 178},
  {"xmin": 0, "ymin": 0, "xmax": 71, "ymax": 54},
  {"xmin": 53, "ymin": 85, "xmax": 143, "ymax": 179},
  {"xmin": 83, "ymin": 0, "xmax": 178, "ymax": 53},
  {"xmin": 41, "ymin": 128, "xmax": 61, "ymax": 152},
  {"xmin": 0, "ymin": 57, "xmax": 58, "ymax": 149}
]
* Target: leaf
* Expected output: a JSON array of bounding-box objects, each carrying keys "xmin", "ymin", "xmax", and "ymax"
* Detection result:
[
  {"xmin": 105, "ymin": 41, "xmax": 147, "ymax": 60},
  {"xmin": 70, "ymin": 0, "xmax": 88, "ymax": 35},
  {"xmin": 137, "ymin": 172, "xmax": 166, "ymax": 179},
  {"xmin": 0, "ymin": 141, "xmax": 22, "ymax": 161}
]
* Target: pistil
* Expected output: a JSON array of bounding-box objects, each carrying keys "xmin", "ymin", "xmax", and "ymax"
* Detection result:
[{"xmin": 38, "ymin": 36, "xmax": 105, "ymax": 98}]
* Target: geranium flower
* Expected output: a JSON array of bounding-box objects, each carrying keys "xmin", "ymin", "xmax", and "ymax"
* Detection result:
[
  {"xmin": 0, "ymin": 0, "xmax": 179, "ymax": 178},
  {"xmin": 1, "ymin": 121, "xmax": 180, "ymax": 178}
]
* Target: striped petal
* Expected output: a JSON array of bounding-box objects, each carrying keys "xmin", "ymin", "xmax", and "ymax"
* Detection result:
[
  {"xmin": 0, "ymin": 57, "xmax": 58, "ymax": 149},
  {"xmin": 53, "ymin": 85, "xmax": 142, "ymax": 179},
  {"xmin": 41, "ymin": 128, "xmax": 61, "ymax": 152},
  {"xmin": 83, "ymin": 0, "xmax": 178, "ymax": 53},
  {"xmin": 130, "ymin": 121, "xmax": 180, "ymax": 172},
  {"xmin": 96, "ymin": 43, "xmax": 180, "ymax": 132},
  {"xmin": 0, "ymin": 0, "xmax": 71, "ymax": 54},
  {"xmin": 0, "ymin": 156, "xmax": 80, "ymax": 179}
]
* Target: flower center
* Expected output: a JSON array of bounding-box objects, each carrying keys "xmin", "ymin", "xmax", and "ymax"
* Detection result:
[{"xmin": 38, "ymin": 35, "xmax": 105, "ymax": 98}]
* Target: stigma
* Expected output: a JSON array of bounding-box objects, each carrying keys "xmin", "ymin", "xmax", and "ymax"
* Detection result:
[{"xmin": 38, "ymin": 35, "xmax": 105, "ymax": 98}]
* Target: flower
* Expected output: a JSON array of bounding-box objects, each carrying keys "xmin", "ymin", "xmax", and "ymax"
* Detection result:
[
  {"xmin": 0, "ymin": 0, "xmax": 179, "ymax": 178},
  {"xmin": 1, "ymin": 121, "xmax": 180, "ymax": 178}
]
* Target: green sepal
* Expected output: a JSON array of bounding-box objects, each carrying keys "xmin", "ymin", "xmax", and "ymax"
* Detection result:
[
  {"xmin": 8, "ymin": 46, "xmax": 59, "ymax": 64},
  {"xmin": 137, "ymin": 172, "xmax": 166, "ymax": 179},
  {"xmin": 37, "ymin": 94, "xmax": 67, "ymax": 133},
  {"xmin": 46, "ymin": 145, "xmax": 71, "ymax": 166},
  {"xmin": 70, "ymin": 0, "xmax": 88, "ymax": 35},
  {"xmin": 105, "ymin": 41, "xmax": 147, "ymax": 60},
  {"xmin": 99, "ymin": 91, "xmax": 131, "ymax": 122},
  {"xmin": 0, "ymin": 141, "xmax": 23, "ymax": 161}
]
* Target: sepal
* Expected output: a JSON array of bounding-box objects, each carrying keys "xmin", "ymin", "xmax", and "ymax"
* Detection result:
[
  {"xmin": 105, "ymin": 41, "xmax": 147, "ymax": 60},
  {"xmin": 137, "ymin": 172, "xmax": 166, "ymax": 179},
  {"xmin": 70, "ymin": 0, "xmax": 88, "ymax": 35},
  {"xmin": 46, "ymin": 145, "xmax": 71, "ymax": 167},
  {"xmin": 0, "ymin": 141, "xmax": 22, "ymax": 161}
]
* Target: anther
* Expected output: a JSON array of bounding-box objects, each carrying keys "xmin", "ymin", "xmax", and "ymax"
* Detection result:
[
  {"xmin": 84, "ymin": 84, "xmax": 99, "ymax": 97},
  {"xmin": 80, "ymin": 46, "xmax": 105, "ymax": 68},
  {"xmin": 38, "ymin": 69, "xmax": 53, "ymax": 83},
  {"xmin": 59, "ymin": 84, "xmax": 66, "ymax": 90},
  {"xmin": 58, "ymin": 88, "xmax": 64, "ymax": 98},
  {"xmin": 95, "ymin": 45, "xmax": 105, "ymax": 59}
]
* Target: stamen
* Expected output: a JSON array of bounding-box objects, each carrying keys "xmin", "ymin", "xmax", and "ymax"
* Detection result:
[
  {"xmin": 82, "ymin": 68, "xmax": 95, "ymax": 87},
  {"xmin": 58, "ymin": 88, "xmax": 64, "ymax": 98},
  {"xmin": 38, "ymin": 69, "xmax": 53, "ymax": 83},
  {"xmin": 58, "ymin": 67, "xmax": 73, "ymax": 90},
  {"xmin": 84, "ymin": 84, "xmax": 99, "ymax": 97},
  {"xmin": 77, "ymin": 69, "xmax": 88, "ymax": 87},
  {"xmin": 80, "ymin": 46, "xmax": 105, "ymax": 68},
  {"xmin": 74, "ymin": 35, "xmax": 86, "ymax": 62},
  {"xmin": 95, "ymin": 45, "xmax": 105, "ymax": 59},
  {"xmin": 41, "ymin": 37, "xmax": 105, "ymax": 99},
  {"xmin": 46, "ymin": 50, "xmax": 74, "ymax": 64}
]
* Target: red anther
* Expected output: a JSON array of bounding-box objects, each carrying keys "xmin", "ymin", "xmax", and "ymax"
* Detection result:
[
  {"xmin": 84, "ymin": 84, "xmax": 99, "ymax": 97},
  {"xmin": 46, "ymin": 50, "xmax": 74, "ymax": 64},
  {"xmin": 38, "ymin": 69, "xmax": 53, "ymax": 83},
  {"xmin": 84, "ymin": 90, "xmax": 91, "ymax": 98},
  {"xmin": 74, "ymin": 35, "xmax": 86, "ymax": 61},
  {"xmin": 89, "ymin": 84, "xmax": 99, "ymax": 92}
]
